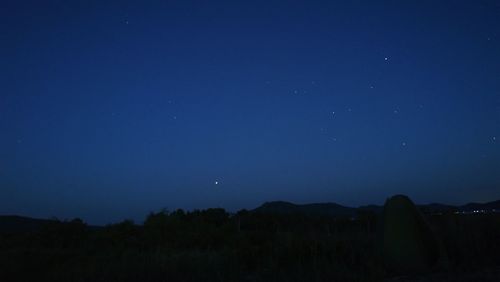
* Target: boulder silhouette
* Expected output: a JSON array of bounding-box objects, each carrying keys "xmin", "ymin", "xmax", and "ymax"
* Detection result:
[{"xmin": 379, "ymin": 195, "xmax": 440, "ymax": 274}]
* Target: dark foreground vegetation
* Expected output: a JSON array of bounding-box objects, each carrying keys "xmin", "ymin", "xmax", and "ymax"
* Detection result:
[{"xmin": 1, "ymin": 202, "xmax": 500, "ymax": 281}]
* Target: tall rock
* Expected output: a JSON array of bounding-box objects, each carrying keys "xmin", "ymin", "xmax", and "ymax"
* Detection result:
[{"xmin": 379, "ymin": 195, "xmax": 440, "ymax": 274}]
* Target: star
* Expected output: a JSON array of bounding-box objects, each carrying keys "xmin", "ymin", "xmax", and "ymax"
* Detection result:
[
  {"xmin": 402, "ymin": 142, "xmax": 407, "ymax": 146},
  {"xmin": 493, "ymin": 136, "xmax": 497, "ymax": 142},
  {"xmin": 384, "ymin": 57, "xmax": 389, "ymax": 61},
  {"xmin": 214, "ymin": 181, "xmax": 219, "ymax": 185}
]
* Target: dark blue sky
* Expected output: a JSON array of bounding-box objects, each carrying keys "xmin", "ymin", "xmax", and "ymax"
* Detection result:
[{"xmin": 1, "ymin": 1, "xmax": 499, "ymax": 224}]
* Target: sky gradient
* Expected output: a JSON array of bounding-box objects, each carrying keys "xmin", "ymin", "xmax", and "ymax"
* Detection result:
[{"xmin": 1, "ymin": 0, "xmax": 499, "ymax": 224}]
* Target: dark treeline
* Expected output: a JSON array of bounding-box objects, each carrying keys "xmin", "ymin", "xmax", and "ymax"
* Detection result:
[{"xmin": 1, "ymin": 208, "xmax": 500, "ymax": 281}]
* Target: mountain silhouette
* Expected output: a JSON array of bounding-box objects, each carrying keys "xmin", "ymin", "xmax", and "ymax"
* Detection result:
[
  {"xmin": 254, "ymin": 201, "xmax": 357, "ymax": 217},
  {"xmin": 0, "ymin": 215, "xmax": 57, "ymax": 233},
  {"xmin": 1, "ymin": 199, "xmax": 499, "ymax": 233},
  {"xmin": 253, "ymin": 199, "xmax": 500, "ymax": 217},
  {"xmin": 0, "ymin": 215, "xmax": 101, "ymax": 233},
  {"xmin": 460, "ymin": 200, "xmax": 500, "ymax": 212}
]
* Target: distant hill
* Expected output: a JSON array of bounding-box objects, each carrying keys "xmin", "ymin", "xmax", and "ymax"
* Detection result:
[
  {"xmin": 0, "ymin": 216, "xmax": 101, "ymax": 233},
  {"xmin": 460, "ymin": 200, "xmax": 500, "ymax": 212},
  {"xmin": 418, "ymin": 203, "xmax": 457, "ymax": 213},
  {"xmin": 253, "ymin": 199, "xmax": 500, "ymax": 217},
  {"xmin": 0, "ymin": 215, "xmax": 57, "ymax": 233},
  {"xmin": 2, "ymin": 199, "xmax": 499, "ymax": 232},
  {"xmin": 254, "ymin": 201, "xmax": 357, "ymax": 217},
  {"xmin": 358, "ymin": 204, "xmax": 383, "ymax": 213}
]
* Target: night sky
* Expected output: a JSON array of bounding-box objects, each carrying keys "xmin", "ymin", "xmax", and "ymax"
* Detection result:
[{"xmin": 1, "ymin": 1, "xmax": 499, "ymax": 224}]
